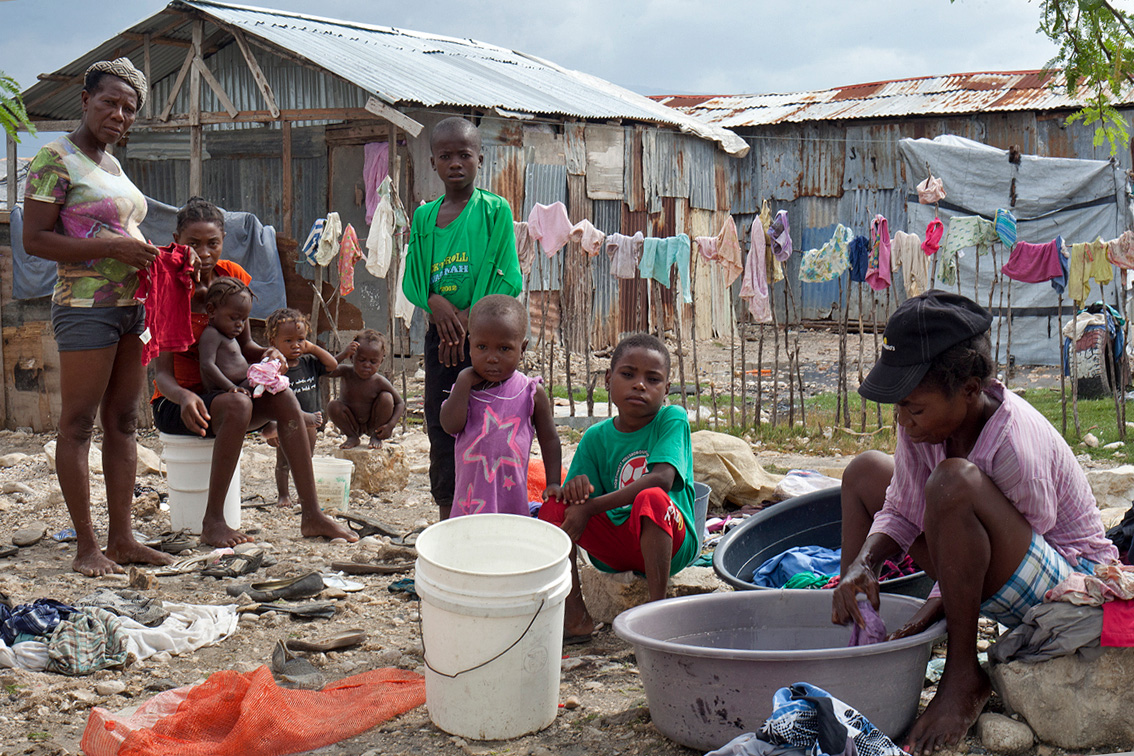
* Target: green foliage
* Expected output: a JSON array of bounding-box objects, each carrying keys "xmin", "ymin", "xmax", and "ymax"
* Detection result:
[{"xmin": 0, "ymin": 72, "xmax": 36, "ymax": 143}]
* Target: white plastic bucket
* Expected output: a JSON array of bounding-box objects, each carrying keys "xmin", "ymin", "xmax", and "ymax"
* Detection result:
[
  {"xmin": 159, "ymin": 433, "xmax": 241, "ymax": 534},
  {"xmin": 415, "ymin": 514, "xmax": 572, "ymax": 741},
  {"xmin": 312, "ymin": 456, "xmax": 352, "ymax": 512}
]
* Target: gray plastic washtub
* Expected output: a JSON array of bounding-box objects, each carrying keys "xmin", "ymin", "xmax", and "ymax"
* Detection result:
[{"xmin": 613, "ymin": 589, "xmax": 946, "ymax": 752}]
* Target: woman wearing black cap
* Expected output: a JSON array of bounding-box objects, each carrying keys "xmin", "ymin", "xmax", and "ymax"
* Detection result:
[
  {"xmin": 23, "ymin": 58, "xmax": 173, "ymax": 577},
  {"xmin": 832, "ymin": 291, "xmax": 1117, "ymax": 755}
]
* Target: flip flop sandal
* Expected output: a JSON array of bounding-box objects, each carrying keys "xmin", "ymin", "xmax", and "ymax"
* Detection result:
[
  {"xmin": 201, "ymin": 550, "xmax": 264, "ymax": 579},
  {"xmin": 336, "ymin": 513, "xmax": 401, "ymax": 539},
  {"xmin": 155, "ymin": 551, "xmax": 224, "ymax": 577},
  {"xmin": 226, "ymin": 571, "xmax": 324, "ymax": 602},
  {"xmin": 0, "ymin": 545, "xmax": 17, "ymax": 559},
  {"xmin": 245, "ymin": 600, "xmax": 337, "ymax": 619},
  {"xmin": 142, "ymin": 530, "xmax": 196, "ymax": 554},
  {"xmin": 320, "ymin": 573, "xmax": 366, "ymax": 591},
  {"xmin": 387, "ymin": 577, "xmax": 419, "ymax": 600},
  {"xmin": 241, "ymin": 494, "xmax": 269, "ymax": 509},
  {"xmin": 272, "ymin": 639, "xmax": 326, "ymax": 688},
  {"xmin": 330, "ymin": 560, "xmax": 414, "ymax": 575},
  {"xmin": 390, "ymin": 526, "xmax": 426, "ymax": 548},
  {"xmin": 284, "ymin": 629, "xmax": 367, "ymax": 653},
  {"xmin": 51, "ymin": 529, "xmax": 77, "ymax": 543}
]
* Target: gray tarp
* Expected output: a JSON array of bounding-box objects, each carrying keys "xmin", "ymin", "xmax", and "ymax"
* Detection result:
[{"xmin": 900, "ymin": 135, "xmax": 1130, "ymax": 366}]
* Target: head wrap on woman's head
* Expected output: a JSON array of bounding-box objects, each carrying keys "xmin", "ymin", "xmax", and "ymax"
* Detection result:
[{"xmin": 84, "ymin": 58, "xmax": 148, "ymax": 109}]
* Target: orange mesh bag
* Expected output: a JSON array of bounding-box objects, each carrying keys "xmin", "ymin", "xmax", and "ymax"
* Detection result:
[
  {"xmin": 82, "ymin": 666, "xmax": 425, "ymax": 756},
  {"xmin": 527, "ymin": 459, "xmax": 568, "ymax": 503}
]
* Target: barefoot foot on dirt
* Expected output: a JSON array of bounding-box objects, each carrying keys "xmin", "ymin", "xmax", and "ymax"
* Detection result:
[
  {"xmin": 276, "ymin": 494, "xmax": 294, "ymax": 508},
  {"xmin": 104, "ymin": 539, "xmax": 176, "ymax": 570},
  {"xmin": 300, "ymin": 512, "xmax": 359, "ymax": 542},
  {"xmin": 904, "ymin": 666, "xmax": 992, "ymax": 755},
  {"xmin": 201, "ymin": 521, "xmax": 255, "ymax": 548},
  {"xmin": 72, "ymin": 549, "xmax": 125, "ymax": 577},
  {"xmin": 368, "ymin": 437, "xmax": 382, "ymax": 450},
  {"xmin": 340, "ymin": 436, "xmax": 361, "ymax": 450}
]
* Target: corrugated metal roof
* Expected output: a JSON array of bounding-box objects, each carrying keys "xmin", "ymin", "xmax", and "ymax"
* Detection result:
[
  {"xmin": 20, "ymin": 0, "xmax": 746, "ymax": 155},
  {"xmin": 654, "ymin": 71, "xmax": 1134, "ymax": 127}
]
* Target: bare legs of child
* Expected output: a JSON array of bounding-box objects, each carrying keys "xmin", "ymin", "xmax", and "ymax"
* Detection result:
[
  {"xmin": 327, "ymin": 393, "xmax": 395, "ymax": 450},
  {"xmin": 840, "ymin": 451, "xmax": 1033, "ymax": 755},
  {"xmin": 265, "ymin": 415, "xmax": 319, "ymax": 507}
]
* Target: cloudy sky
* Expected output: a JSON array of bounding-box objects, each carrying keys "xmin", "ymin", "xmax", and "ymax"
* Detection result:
[{"xmin": 4, "ymin": 0, "xmax": 1063, "ymax": 156}]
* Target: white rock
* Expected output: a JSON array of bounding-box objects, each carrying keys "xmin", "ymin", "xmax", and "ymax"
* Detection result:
[
  {"xmin": 94, "ymin": 680, "xmax": 127, "ymax": 696},
  {"xmin": 1083, "ymin": 433, "xmax": 1100, "ymax": 448},
  {"xmin": 1086, "ymin": 465, "xmax": 1134, "ymax": 509},
  {"xmin": 135, "ymin": 444, "xmax": 163, "ymax": 475},
  {"xmin": 1, "ymin": 482, "xmax": 34, "ymax": 495},
  {"xmin": 991, "ymin": 647, "xmax": 1134, "ymax": 748},
  {"xmin": 44, "ymin": 440, "xmax": 102, "ymax": 474},
  {"xmin": 976, "ymin": 712, "xmax": 1034, "ymax": 754},
  {"xmin": 1104, "ymin": 441, "xmax": 1126, "ymax": 449},
  {"xmin": 0, "ymin": 453, "xmax": 31, "ymax": 468}
]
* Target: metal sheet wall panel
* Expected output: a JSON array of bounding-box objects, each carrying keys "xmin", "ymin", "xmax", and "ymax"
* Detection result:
[
  {"xmin": 584, "ymin": 124, "xmax": 624, "ymax": 200},
  {"xmin": 797, "ymin": 123, "xmax": 846, "ymax": 197},
  {"xmin": 564, "ymin": 122, "xmax": 586, "ymax": 175},
  {"xmin": 590, "ymin": 199, "xmax": 623, "ymax": 348},
  {"xmin": 758, "ymin": 126, "xmax": 802, "ymax": 201},
  {"xmin": 524, "ymin": 163, "xmax": 568, "ymax": 291},
  {"xmin": 687, "ymin": 135, "xmax": 717, "ymax": 211},
  {"xmin": 728, "ymin": 140, "xmax": 760, "ymax": 214},
  {"xmin": 843, "ymin": 123, "xmax": 899, "ymax": 192},
  {"xmin": 476, "ymin": 144, "xmax": 526, "ymax": 216},
  {"xmin": 624, "ymin": 126, "xmax": 645, "ymax": 212}
]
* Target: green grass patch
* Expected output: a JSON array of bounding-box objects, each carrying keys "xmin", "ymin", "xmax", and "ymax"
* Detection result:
[{"xmin": 548, "ymin": 385, "xmax": 609, "ymax": 404}]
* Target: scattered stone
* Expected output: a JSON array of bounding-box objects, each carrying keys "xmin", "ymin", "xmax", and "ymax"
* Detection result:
[
  {"xmin": 94, "ymin": 680, "xmax": 127, "ymax": 696},
  {"xmin": 563, "ymin": 695, "xmax": 582, "ymax": 710},
  {"xmin": 136, "ymin": 444, "xmax": 162, "ymax": 474},
  {"xmin": 991, "ymin": 647, "xmax": 1134, "ymax": 748},
  {"xmin": 1082, "ymin": 433, "xmax": 1099, "ymax": 448},
  {"xmin": 336, "ymin": 445, "xmax": 409, "ymax": 493},
  {"xmin": 1, "ymin": 482, "xmax": 34, "ymax": 495},
  {"xmin": 0, "ymin": 453, "xmax": 31, "ymax": 468},
  {"xmin": 128, "ymin": 566, "xmax": 158, "ymax": 591},
  {"xmin": 1085, "ymin": 465, "xmax": 1134, "ymax": 508},
  {"xmin": 1103, "ymin": 441, "xmax": 1125, "ymax": 450},
  {"xmin": 72, "ymin": 689, "xmax": 97, "ymax": 704},
  {"xmin": 12, "ymin": 522, "xmax": 48, "ymax": 547},
  {"xmin": 578, "ymin": 562, "xmax": 725, "ymax": 624},
  {"xmin": 976, "ymin": 712, "xmax": 1034, "ymax": 754}
]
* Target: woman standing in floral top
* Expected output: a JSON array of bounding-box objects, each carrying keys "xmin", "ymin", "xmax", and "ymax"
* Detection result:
[{"xmin": 22, "ymin": 58, "xmax": 173, "ymax": 577}]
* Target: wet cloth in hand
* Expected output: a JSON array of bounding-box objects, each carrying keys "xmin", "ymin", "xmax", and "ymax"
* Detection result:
[
  {"xmin": 752, "ymin": 545, "xmax": 842, "ymax": 588},
  {"xmin": 135, "ymin": 242, "xmax": 195, "ymax": 366},
  {"xmin": 847, "ymin": 600, "xmax": 886, "ymax": 647}
]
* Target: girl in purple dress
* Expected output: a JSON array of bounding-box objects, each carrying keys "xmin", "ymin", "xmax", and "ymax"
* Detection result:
[{"xmin": 439, "ymin": 295, "xmax": 562, "ymax": 516}]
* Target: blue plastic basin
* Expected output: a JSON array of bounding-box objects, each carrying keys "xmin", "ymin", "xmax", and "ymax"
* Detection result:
[{"xmin": 713, "ymin": 486, "xmax": 933, "ymax": 597}]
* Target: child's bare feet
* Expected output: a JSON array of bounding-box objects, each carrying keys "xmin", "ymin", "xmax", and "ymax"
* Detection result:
[
  {"xmin": 201, "ymin": 520, "xmax": 255, "ymax": 548},
  {"xmin": 340, "ymin": 436, "xmax": 361, "ymax": 449},
  {"xmin": 276, "ymin": 494, "xmax": 294, "ymax": 508},
  {"xmin": 300, "ymin": 511, "xmax": 360, "ymax": 542},
  {"xmin": 368, "ymin": 437, "xmax": 383, "ymax": 449}
]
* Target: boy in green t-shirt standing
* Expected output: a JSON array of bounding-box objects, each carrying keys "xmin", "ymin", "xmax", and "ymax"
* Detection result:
[
  {"xmin": 539, "ymin": 333, "xmax": 697, "ymax": 642},
  {"xmin": 402, "ymin": 117, "xmax": 522, "ymax": 520}
]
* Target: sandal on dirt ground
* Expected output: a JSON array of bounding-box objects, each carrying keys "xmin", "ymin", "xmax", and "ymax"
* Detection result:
[
  {"xmin": 284, "ymin": 629, "xmax": 367, "ymax": 653},
  {"xmin": 140, "ymin": 530, "xmax": 196, "ymax": 554},
  {"xmin": 155, "ymin": 551, "xmax": 227, "ymax": 577},
  {"xmin": 335, "ymin": 513, "xmax": 401, "ymax": 539},
  {"xmin": 272, "ymin": 639, "xmax": 325, "ymax": 688},
  {"xmin": 329, "ymin": 560, "xmax": 414, "ymax": 575},
  {"xmin": 389, "ymin": 526, "xmax": 426, "ymax": 548},
  {"xmin": 226, "ymin": 571, "xmax": 324, "ymax": 602},
  {"xmin": 201, "ymin": 550, "xmax": 264, "ymax": 579},
  {"xmin": 238, "ymin": 600, "xmax": 337, "ymax": 619}
]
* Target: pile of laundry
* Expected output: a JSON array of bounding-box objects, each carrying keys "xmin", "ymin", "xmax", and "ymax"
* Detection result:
[{"xmin": 0, "ymin": 588, "xmax": 237, "ymax": 675}]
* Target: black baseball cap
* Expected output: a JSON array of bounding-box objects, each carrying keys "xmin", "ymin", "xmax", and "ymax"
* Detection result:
[{"xmin": 858, "ymin": 290, "xmax": 993, "ymax": 404}]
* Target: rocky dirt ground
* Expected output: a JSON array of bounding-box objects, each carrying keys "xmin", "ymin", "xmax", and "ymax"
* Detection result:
[{"xmin": 0, "ymin": 330, "xmax": 1124, "ymax": 756}]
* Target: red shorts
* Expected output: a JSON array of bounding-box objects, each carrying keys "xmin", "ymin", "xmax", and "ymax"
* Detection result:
[{"xmin": 538, "ymin": 487, "xmax": 686, "ymax": 573}]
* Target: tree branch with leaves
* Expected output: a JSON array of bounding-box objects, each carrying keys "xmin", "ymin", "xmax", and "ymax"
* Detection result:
[{"xmin": 1, "ymin": 71, "xmax": 36, "ymax": 143}]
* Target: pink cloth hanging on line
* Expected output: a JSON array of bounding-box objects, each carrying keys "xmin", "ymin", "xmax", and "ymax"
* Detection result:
[
  {"xmin": 569, "ymin": 219, "xmax": 606, "ymax": 257},
  {"xmin": 695, "ymin": 236, "xmax": 718, "ymax": 261},
  {"xmin": 739, "ymin": 218, "xmax": 772, "ymax": 323},
  {"xmin": 716, "ymin": 216, "xmax": 744, "ymax": 286},
  {"xmin": 1107, "ymin": 230, "xmax": 1134, "ymax": 270},
  {"xmin": 363, "ymin": 142, "xmax": 390, "ymax": 225},
  {"xmin": 1001, "ymin": 239, "xmax": 1064, "ymax": 284},
  {"xmin": 922, "ymin": 218, "xmax": 944, "ymax": 256},
  {"xmin": 866, "ymin": 215, "xmax": 891, "ymax": 291},
  {"xmin": 527, "ymin": 202, "xmax": 573, "ymax": 256}
]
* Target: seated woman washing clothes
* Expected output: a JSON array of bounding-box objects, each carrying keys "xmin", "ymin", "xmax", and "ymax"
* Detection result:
[
  {"xmin": 150, "ymin": 197, "xmax": 356, "ymax": 548},
  {"xmin": 832, "ymin": 291, "xmax": 1117, "ymax": 755}
]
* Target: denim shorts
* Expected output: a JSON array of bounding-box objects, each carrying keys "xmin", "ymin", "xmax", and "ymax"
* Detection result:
[{"xmin": 51, "ymin": 303, "xmax": 145, "ymax": 352}]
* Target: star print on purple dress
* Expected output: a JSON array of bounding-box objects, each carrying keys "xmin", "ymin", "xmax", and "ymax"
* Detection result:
[{"xmin": 451, "ymin": 371, "xmax": 542, "ymax": 517}]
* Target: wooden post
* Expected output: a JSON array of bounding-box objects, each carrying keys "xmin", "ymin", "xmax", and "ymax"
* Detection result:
[
  {"xmin": 6, "ymin": 133, "xmax": 16, "ymax": 213},
  {"xmin": 143, "ymin": 33, "xmax": 152, "ymax": 120},
  {"xmin": 188, "ymin": 19, "xmax": 203, "ymax": 197},
  {"xmin": 1059, "ymin": 294, "xmax": 1067, "ymax": 435},
  {"xmin": 281, "ymin": 121, "xmax": 292, "ymax": 238},
  {"xmin": 390, "ymin": 125, "xmax": 408, "ymax": 433}
]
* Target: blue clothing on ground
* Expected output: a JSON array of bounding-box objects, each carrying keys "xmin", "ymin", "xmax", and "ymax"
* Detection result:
[{"xmin": 751, "ymin": 545, "xmax": 842, "ymax": 588}]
